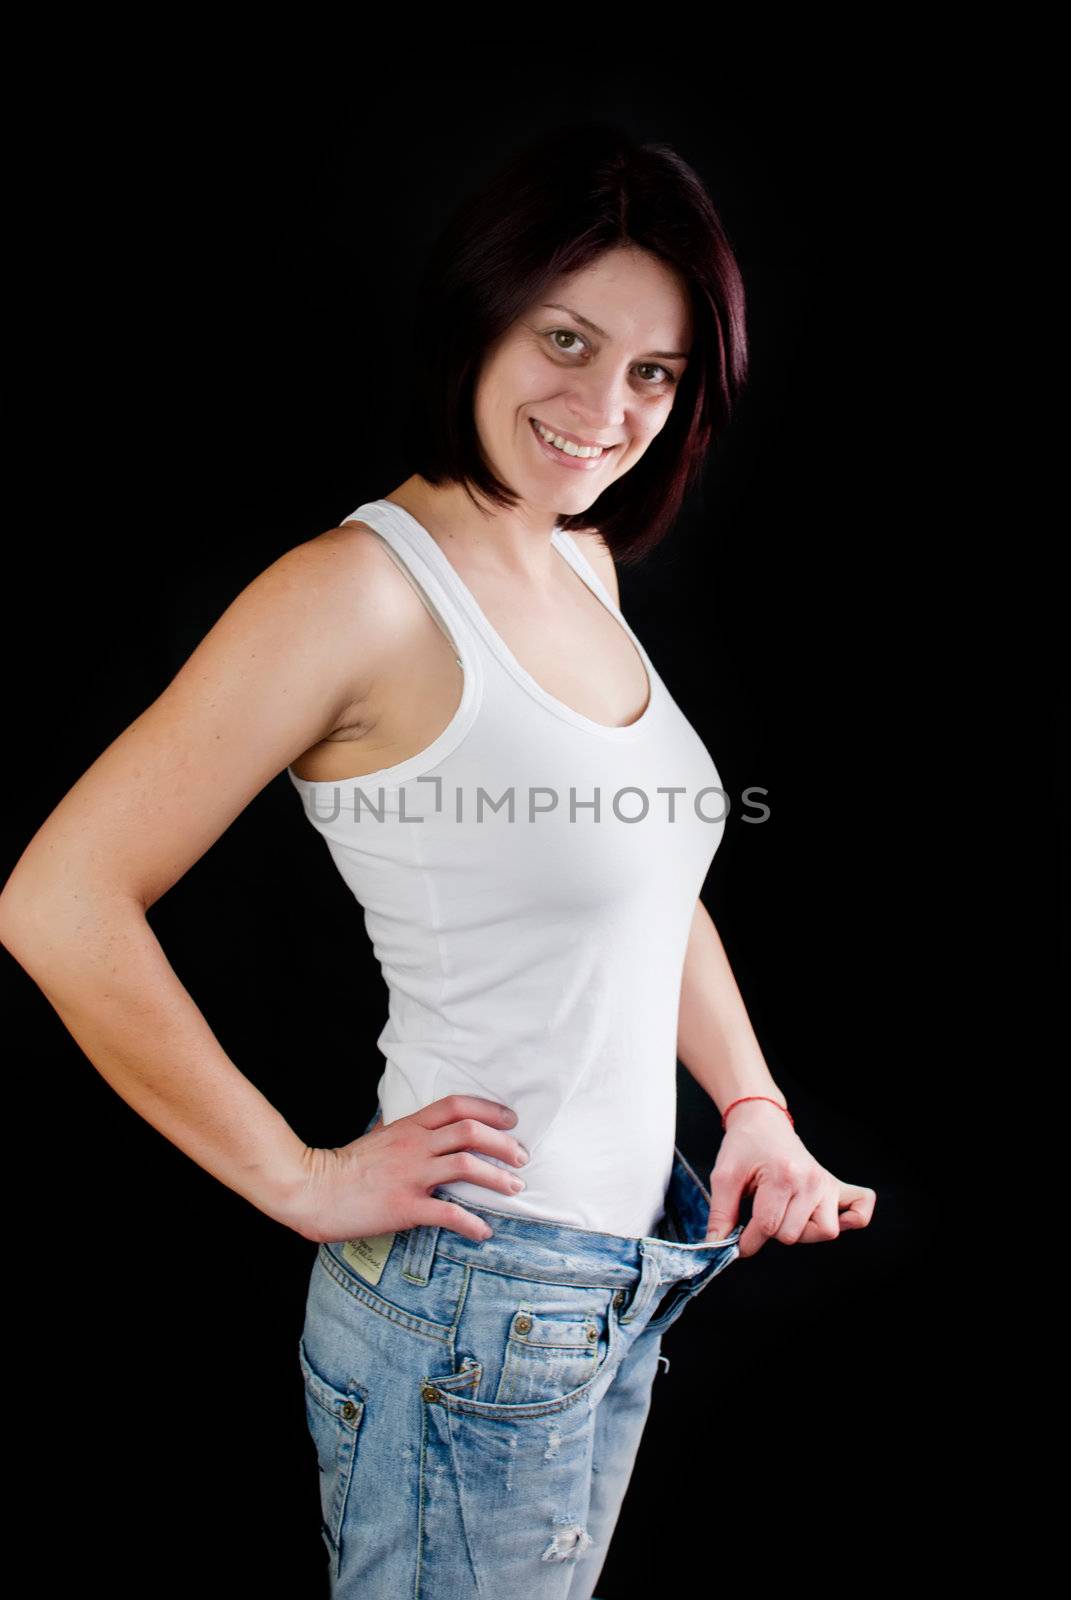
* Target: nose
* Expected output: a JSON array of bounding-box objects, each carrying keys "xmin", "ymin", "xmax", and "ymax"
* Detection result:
[{"xmin": 563, "ymin": 366, "xmax": 630, "ymax": 436}]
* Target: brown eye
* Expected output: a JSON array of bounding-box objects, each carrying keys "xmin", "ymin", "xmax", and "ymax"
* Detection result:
[
  {"xmin": 549, "ymin": 329, "xmax": 585, "ymax": 354},
  {"xmin": 547, "ymin": 329, "xmax": 678, "ymax": 387},
  {"xmin": 637, "ymin": 363, "xmax": 678, "ymax": 387}
]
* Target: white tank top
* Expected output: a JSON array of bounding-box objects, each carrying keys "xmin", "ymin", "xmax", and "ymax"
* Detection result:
[{"xmin": 288, "ymin": 498, "xmax": 726, "ymax": 1238}]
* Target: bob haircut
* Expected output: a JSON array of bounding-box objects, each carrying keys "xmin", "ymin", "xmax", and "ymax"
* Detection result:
[{"xmin": 402, "ymin": 120, "xmax": 749, "ymax": 567}]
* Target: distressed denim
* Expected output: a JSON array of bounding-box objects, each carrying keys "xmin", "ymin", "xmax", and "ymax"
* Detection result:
[{"xmin": 298, "ymin": 1104, "xmax": 743, "ymax": 1598}]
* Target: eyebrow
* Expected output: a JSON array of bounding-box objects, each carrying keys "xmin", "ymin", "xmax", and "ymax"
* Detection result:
[{"xmin": 540, "ymin": 303, "xmax": 691, "ymax": 361}]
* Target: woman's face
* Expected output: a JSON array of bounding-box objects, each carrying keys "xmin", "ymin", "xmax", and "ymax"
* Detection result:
[{"xmin": 472, "ymin": 246, "xmax": 693, "ymax": 519}]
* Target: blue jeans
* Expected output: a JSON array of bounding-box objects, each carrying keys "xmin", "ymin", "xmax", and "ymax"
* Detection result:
[{"xmin": 298, "ymin": 1103, "xmax": 743, "ymax": 1598}]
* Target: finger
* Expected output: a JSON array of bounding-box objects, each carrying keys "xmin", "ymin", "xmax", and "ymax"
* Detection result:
[
  {"xmin": 837, "ymin": 1183, "xmax": 878, "ymax": 1226},
  {"xmin": 411, "ymin": 1094, "xmax": 519, "ymax": 1131},
  {"xmin": 836, "ymin": 1195, "xmax": 875, "ymax": 1230},
  {"xmin": 800, "ymin": 1196, "xmax": 841, "ymax": 1243},
  {"xmin": 430, "ymin": 1148, "xmax": 529, "ymax": 1199},
  {"xmin": 736, "ymin": 1179, "xmax": 793, "ymax": 1257},
  {"xmin": 704, "ymin": 1209, "xmax": 738, "ymax": 1242},
  {"xmin": 426, "ymin": 1115, "xmax": 529, "ymax": 1170},
  {"xmin": 418, "ymin": 1198, "xmax": 495, "ymax": 1243},
  {"xmin": 775, "ymin": 1190, "xmax": 825, "ymax": 1244},
  {"xmin": 704, "ymin": 1170, "xmax": 745, "ymax": 1242}
]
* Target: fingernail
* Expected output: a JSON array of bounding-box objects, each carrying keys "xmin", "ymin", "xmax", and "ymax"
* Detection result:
[{"xmin": 509, "ymin": 1177, "xmax": 525, "ymax": 1192}]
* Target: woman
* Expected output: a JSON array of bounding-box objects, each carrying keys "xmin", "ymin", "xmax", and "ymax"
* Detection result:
[{"xmin": 0, "ymin": 123, "xmax": 875, "ymax": 1597}]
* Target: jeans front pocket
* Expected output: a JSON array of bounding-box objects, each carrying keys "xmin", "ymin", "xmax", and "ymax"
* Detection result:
[
  {"xmin": 297, "ymin": 1335, "xmax": 367, "ymax": 1569},
  {"xmin": 429, "ymin": 1283, "xmax": 622, "ymax": 1423},
  {"xmin": 418, "ymin": 1300, "xmax": 621, "ymax": 1595},
  {"xmin": 493, "ymin": 1304, "xmax": 608, "ymax": 1406}
]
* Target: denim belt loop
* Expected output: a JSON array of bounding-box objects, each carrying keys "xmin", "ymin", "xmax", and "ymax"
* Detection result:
[
  {"xmin": 618, "ymin": 1243, "xmax": 662, "ymax": 1326},
  {"xmin": 400, "ymin": 1221, "xmax": 441, "ymax": 1286}
]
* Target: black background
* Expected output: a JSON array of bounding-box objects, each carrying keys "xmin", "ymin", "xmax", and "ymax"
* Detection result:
[{"xmin": 4, "ymin": 51, "xmax": 1043, "ymax": 1597}]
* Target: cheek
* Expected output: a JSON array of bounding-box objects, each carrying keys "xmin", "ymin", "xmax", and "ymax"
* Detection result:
[
  {"xmin": 636, "ymin": 403, "xmax": 676, "ymax": 448},
  {"xmin": 627, "ymin": 413, "xmax": 668, "ymax": 454},
  {"xmin": 610, "ymin": 412, "xmax": 667, "ymax": 472},
  {"xmin": 479, "ymin": 353, "xmax": 545, "ymax": 421},
  {"xmin": 513, "ymin": 352, "xmax": 552, "ymax": 401}
]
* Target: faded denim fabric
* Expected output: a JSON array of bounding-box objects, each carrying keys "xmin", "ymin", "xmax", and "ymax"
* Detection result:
[{"xmin": 298, "ymin": 1104, "xmax": 742, "ymax": 1597}]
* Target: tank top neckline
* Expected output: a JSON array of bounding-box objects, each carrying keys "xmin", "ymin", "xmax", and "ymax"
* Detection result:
[{"xmin": 370, "ymin": 497, "xmax": 658, "ymax": 743}]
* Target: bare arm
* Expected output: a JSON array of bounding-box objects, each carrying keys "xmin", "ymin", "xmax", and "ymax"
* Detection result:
[
  {"xmin": 581, "ymin": 533, "xmax": 875, "ymax": 1242},
  {"xmin": 577, "ymin": 539, "xmax": 790, "ymax": 1123},
  {"xmin": 677, "ymin": 896, "xmax": 788, "ymax": 1122},
  {"xmin": 0, "ymin": 525, "xmax": 396, "ymax": 1234}
]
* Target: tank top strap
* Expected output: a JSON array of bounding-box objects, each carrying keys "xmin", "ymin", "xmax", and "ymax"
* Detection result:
[
  {"xmin": 550, "ymin": 528, "xmax": 620, "ymax": 614},
  {"xmin": 341, "ymin": 500, "xmax": 476, "ymax": 670}
]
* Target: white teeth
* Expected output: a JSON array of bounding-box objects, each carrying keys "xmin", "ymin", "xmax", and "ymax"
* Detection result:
[{"xmin": 534, "ymin": 420, "xmax": 604, "ymax": 458}]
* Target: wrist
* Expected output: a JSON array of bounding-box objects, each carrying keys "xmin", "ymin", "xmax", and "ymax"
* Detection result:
[
  {"xmin": 720, "ymin": 1094, "xmax": 794, "ymax": 1130},
  {"xmin": 246, "ymin": 1131, "xmax": 317, "ymax": 1234}
]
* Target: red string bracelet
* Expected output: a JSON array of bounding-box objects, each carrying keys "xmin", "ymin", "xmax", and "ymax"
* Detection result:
[{"xmin": 721, "ymin": 1095, "xmax": 794, "ymax": 1130}]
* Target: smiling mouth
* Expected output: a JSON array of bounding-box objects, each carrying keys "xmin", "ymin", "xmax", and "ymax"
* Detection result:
[{"xmin": 525, "ymin": 419, "xmax": 617, "ymax": 457}]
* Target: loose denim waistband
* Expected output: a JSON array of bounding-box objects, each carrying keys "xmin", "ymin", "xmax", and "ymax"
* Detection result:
[{"xmin": 353, "ymin": 1102, "xmax": 743, "ymax": 1328}]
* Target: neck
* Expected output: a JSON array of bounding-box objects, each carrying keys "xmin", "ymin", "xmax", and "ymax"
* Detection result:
[{"xmin": 384, "ymin": 475, "xmax": 562, "ymax": 579}]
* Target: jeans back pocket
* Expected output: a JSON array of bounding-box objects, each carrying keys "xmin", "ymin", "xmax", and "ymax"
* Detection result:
[{"xmin": 298, "ymin": 1336, "xmax": 367, "ymax": 1566}]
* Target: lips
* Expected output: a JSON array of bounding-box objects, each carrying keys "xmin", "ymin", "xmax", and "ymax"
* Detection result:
[{"xmin": 530, "ymin": 417, "xmax": 619, "ymax": 452}]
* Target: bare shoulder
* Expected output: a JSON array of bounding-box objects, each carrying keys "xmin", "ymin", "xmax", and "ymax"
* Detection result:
[
  {"xmin": 277, "ymin": 520, "xmax": 431, "ymax": 644},
  {"xmin": 0, "ymin": 517, "xmax": 439, "ymax": 921},
  {"xmin": 563, "ymin": 527, "xmax": 621, "ymax": 608},
  {"xmin": 280, "ymin": 518, "xmax": 403, "ymax": 600}
]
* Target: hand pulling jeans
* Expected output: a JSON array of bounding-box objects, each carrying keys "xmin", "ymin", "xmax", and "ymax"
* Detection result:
[{"xmin": 297, "ymin": 1103, "xmax": 743, "ymax": 1598}]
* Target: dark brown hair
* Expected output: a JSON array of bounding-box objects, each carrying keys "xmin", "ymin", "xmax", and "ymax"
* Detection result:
[{"xmin": 402, "ymin": 121, "xmax": 749, "ymax": 566}]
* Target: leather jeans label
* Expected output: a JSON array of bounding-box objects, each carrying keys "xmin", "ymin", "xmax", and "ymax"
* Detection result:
[{"xmin": 341, "ymin": 1231, "xmax": 396, "ymax": 1285}]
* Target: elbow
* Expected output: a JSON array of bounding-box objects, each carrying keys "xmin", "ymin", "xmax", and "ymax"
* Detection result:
[
  {"xmin": 0, "ymin": 872, "xmax": 37, "ymax": 960},
  {"xmin": 0, "ymin": 868, "xmax": 129, "ymax": 972},
  {"xmin": 0, "ymin": 880, "xmax": 66, "ymax": 976}
]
